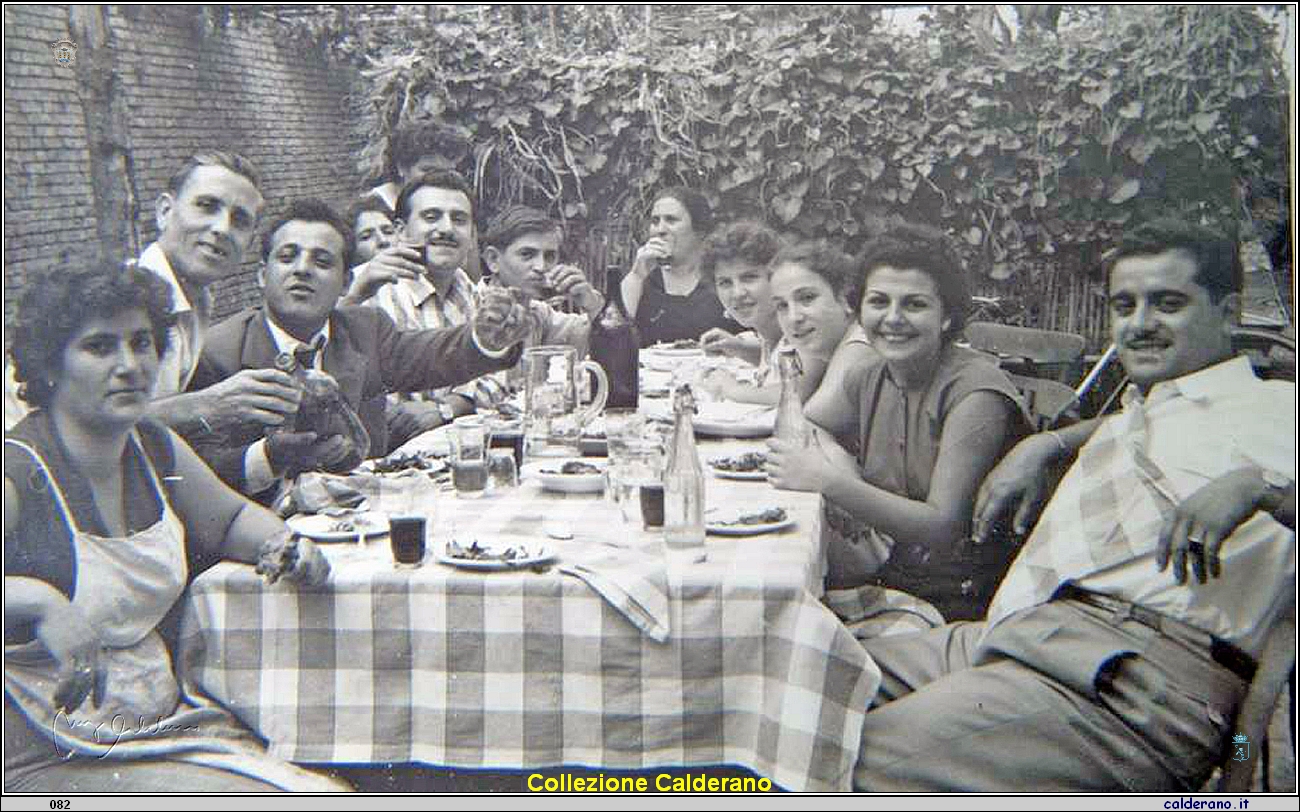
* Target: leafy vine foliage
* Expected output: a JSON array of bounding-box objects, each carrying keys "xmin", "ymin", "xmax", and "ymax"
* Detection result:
[{"xmin": 300, "ymin": 5, "xmax": 1289, "ymax": 292}]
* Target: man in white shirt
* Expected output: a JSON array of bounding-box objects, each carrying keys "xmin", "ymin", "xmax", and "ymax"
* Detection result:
[
  {"xmin": 852, "ymin": 218, "xmax": 1296, "ymax": 792},
  {"xmin": 347, "ymin": 170, "xmax": 495, "ymax": 444},
  {"xmin": 4, "ymin": 151, "xmax": 307, "ymax": 447}
]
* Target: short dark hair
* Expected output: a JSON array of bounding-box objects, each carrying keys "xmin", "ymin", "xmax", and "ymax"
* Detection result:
[
  {"xmin": 11, "ymin": 262, "xmax": 176, "ymax": 408},
  {"xmin": 388, "ymin": 122, "xmax": 471, "ymax": 175},
  {"xmin": 654, "ymin": 187, "xmax": 714, "ymax": 236},
  {"xmin": 394, "ymin": 169, "xmax": 475, "ymax": 223},
  {"xmin": 770, "ymin": 239, "xmax": 862, "ymax": 311},
  {"xmin": 481, "ymin": 205, "xmax": 558, "ymax": 251},
  {"xmin": 345, "ymin": 194, "xmax": 396, "ymax": 231},
  {"xmin": 698, "ymin": 220, "xmax": 785, "ymax": 281},
  {"xmin": 166, "ymin": 151, "xmax": 263, "ymax": 196},
  {"xmin": 1107, "ymin": 217, "xmax": 1242, "ymax": 301},
  {"xmin": 856, "ymin": 223, "xmax": 970, "ymax": 341},
  {"xmin": 260, "ymin": 198, "xmax": 356, "ymax": 272}
]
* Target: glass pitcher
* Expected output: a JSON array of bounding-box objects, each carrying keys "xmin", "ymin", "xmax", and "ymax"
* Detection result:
[{"xmin": 522, "ymin": 345, "xmax": 608, "ymax": 460}]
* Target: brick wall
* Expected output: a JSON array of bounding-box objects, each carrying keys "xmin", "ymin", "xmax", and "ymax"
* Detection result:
[
  {"xmin": 3, "ymin": 4, "xmax": 99, "ymax": 329},
  {"xmin": 3, "ymin": 5, "xmax": 368, "ymax": 328}
]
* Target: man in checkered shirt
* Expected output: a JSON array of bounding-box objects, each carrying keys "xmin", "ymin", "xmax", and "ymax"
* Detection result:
[{"xmin": 851, "ymin": 218, "xmax": 1295, "ymax": 791}]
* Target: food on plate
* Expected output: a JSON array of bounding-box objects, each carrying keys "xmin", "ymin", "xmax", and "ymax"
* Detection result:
[
  {"xmin": 709, "ymin": 452, "xmax": 767, "ymax": 472},
  {"xmin": 541, "ymin": 460, "xmax": 603, "ymax": 475},
  {"xmin": 653, "ymin": 338, "xmax": 700, "ymax": 350},
  {"xmin": 367, "ymin": 452, "xmax": 444, "ymax": 475},
  {"xmin": 444, "ymin": 539, "xmax": 536, "ymax": 563},
  {"xmin": 713, "ymin": 507, "xmax": 788, "ymax": 527}
]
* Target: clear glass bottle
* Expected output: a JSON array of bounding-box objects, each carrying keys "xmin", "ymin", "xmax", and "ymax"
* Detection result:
[
  {"xmin": 773, "ymin": 348, "xmax": 811, "ymax": 448},
  {"xmin": 663, "ymin": 384, "xmax": 706, "ymax": 561}
]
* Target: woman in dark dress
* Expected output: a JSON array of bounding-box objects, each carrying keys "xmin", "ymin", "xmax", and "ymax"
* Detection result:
[{"xmin": 619, "ymin": 187, "xmax": 740, "ymax": 347}]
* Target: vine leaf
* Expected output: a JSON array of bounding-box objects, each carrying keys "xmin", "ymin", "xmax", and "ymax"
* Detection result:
[{"xmin": 1108, "ymin": 178, "xmax": 1141, "ymax": 204}]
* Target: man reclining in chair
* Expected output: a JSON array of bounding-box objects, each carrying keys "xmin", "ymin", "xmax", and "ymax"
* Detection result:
[{"xmin": 852, "ymin": 217, "xmax": 1295, "ymax": 792}]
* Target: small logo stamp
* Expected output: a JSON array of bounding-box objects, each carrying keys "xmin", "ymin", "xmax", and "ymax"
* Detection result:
[
  {"xmin": 1231, "ymin": 733, "xmax": 1251, "ymax": 762},
  {"xmin": 50, "ymin": 39, "xmax": 77, "ymax": 67}
]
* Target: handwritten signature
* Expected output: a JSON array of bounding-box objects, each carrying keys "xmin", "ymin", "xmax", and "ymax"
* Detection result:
[{"xmin": 52, "ymin": 710, "xmax": 200, "ymax": 759}]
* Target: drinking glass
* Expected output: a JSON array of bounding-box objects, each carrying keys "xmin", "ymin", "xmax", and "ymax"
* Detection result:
[{"xmin": 449, "ymin": 415, "xmax": 490, "ymax": 499}]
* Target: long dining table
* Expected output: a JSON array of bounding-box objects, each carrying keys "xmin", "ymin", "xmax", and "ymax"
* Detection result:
[{"xmin": 176, "ymin": 389, "xmax": 881, "ymax": 792}]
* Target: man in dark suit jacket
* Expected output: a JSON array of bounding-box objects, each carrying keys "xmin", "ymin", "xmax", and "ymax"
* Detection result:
[{"xmin": 190, "ymin": 199, "xmax": 530, "ymax": 500}]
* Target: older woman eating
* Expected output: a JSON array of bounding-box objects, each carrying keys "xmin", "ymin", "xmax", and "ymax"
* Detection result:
[
  {"xmin": 4, "ymin": 262, "xmax": 343, "ymax": 792},
  {"xmin": 766, "ymin": 225, "xmax": 1028, "ymax": 631}
]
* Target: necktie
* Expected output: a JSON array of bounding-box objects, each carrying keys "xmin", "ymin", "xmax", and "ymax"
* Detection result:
[{"xmin": 293, "ymin": 336, "xmax": 326, "ymax": 370}]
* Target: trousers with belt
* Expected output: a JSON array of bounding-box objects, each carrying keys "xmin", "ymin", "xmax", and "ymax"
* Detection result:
[{"xmin": 852, "ymin": 595, "xmax": 1250, "ymax": 792}]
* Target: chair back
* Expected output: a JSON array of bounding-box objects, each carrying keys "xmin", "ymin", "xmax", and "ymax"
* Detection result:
[
  {"xmin": 1008, "ymin": 373, "xmax": 1079, "ymax": 431},
  {"xmin": 1217, "ymin": 595, "xmax": 1296, "ymax": 792},
  {"xmin": 963, "ymin": 322, "xmax": 1086, "ymax": 383}
]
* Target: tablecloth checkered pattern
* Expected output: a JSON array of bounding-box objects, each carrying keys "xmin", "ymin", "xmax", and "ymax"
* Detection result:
[{"xmin": 178, "ymin": 446, "xmax": 879, "ymax": 792}]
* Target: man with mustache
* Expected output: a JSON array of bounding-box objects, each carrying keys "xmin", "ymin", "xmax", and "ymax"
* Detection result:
[
  {"xmin": 352, "ymin": 169, "xmax": 498, "ymax": 445},
  {"xmin": 189, "ymin": 199, "xmax": 528, "ymax": 500},
  {"xmin": 851, "ymin": 218, "xmax": 1294, "ymax": 791},
  {"xmin": 5, "ymin": 152, "xmax": 304, "ymax": 445}
]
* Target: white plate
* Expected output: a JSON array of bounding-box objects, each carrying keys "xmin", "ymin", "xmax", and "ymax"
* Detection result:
[
  {"xmin": 436, "ymin": 543, "xmax": 557, "ymax": 571},
  {"xmin": 710, "ymin": 467, "xmax": 768, "ymax": 481},
  {"xmin": 644, "ymin": 344, "xmax": 704, "ymax": 357},
  {"xmin": 693, "ymin": 416, "xmax": 774, "ymax": 438},
  {"xmin": 287, "ymin": 511, "xmax": 390, "ymax": 542},
  {"xmin": 527, "ymin": 460, "xmax": 607, "ymax": 493},
  {"xmin": 705, "ymin": 507, "xmax": 794, "ymax": 536}
]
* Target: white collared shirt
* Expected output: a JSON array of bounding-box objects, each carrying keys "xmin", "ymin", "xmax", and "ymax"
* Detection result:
[{"xmin": 986, "ymin": 356, "xmax": 1295, "ymax": 657}]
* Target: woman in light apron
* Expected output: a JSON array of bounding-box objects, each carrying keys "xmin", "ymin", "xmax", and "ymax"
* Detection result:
[{"xmin": 5, "ymin": 262, "xmax": 339, "ymax": 792}]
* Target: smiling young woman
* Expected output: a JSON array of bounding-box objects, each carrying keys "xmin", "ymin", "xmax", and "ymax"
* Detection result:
[{"xmin": 765, "ymin": 224, "xmax": 1031, "ymax": 632}]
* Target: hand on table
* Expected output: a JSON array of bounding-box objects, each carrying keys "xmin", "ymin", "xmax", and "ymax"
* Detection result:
[
  {"xmin": 473, "ymin": 286, "xmax": 531, "ymax": 353},
  {"xmin": 256, "ymin": 532, "xmax": 331, "ymax": 588},
  {"xmin": 37, "ymin": 598, "xmax": 106, "ymax": 713},
  {"xmin": 700, "ymin": 328, "xmax": 744, "ymax": 357},
  {"xmin": 1156, "ymin": 467, "xmax": 1271, "ymax": 585}
]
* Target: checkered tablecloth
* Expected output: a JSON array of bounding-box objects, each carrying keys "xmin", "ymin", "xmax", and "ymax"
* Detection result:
[{"xmin": 177, "ymin": 442, "xmax": 879, "ymax": 792}]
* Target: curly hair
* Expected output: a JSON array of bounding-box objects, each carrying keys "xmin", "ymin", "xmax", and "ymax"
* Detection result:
[
  {"xmin": 855, "ymin": 223, "xmax": 970, "ymax": 340},
  {"xmin": 387, "ymin": 122, "xmax": 471, "ymax": 177},
  {"xmin": 770, "ymin": 239, "xmax": 863, "ymax": 311},
  {"xmin": 697, "ymin": 220, "xmax": 785, "ymax": 282},
  {"xmin": 10, "ymin": 262, "xmax": 176, "ymax": 407}
]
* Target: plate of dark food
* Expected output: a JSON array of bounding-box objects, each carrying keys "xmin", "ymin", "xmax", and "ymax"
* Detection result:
[
  {"xmin": 528, "ymin": 459, "xmax": 607, "ymax": 493},
  {"xmin": 704, "ymin": 506, "xmax": 794, "ymax": 536},
  {"xmin": 437, "ymin": 539, "xmax": 556, "ymax": 571},
  {"xmin": 358, "ymin": 452, "xmax": 448, "ymax": 476},
  {"xmin": 708, "ymin": 452, "xmax": 768, "ymax": 480},
  {"xmin": 287, "ymin": 510, "xmax": 391, "ymax": 542}
]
